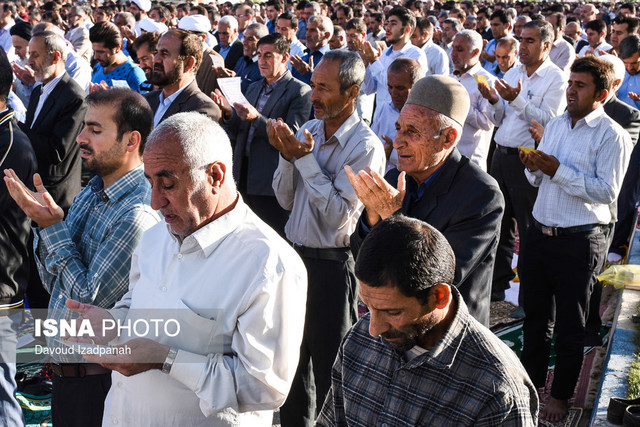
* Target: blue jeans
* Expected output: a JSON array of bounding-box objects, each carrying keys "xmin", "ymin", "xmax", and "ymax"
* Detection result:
[{"xmin": 0, "ymin": 311, "xmax": 24, "ymax": 427}]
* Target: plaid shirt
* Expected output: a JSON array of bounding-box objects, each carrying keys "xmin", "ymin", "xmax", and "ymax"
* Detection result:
[
  {"xmin": 35, "ymin": 166, "xmax": 159, "ymax": 322},
  {"xmin": 316, "ymin": 289, "xmax": 538, "ymax": 427}
]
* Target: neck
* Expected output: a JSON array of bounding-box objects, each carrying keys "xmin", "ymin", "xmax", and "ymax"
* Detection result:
[
  {"xmin": 265, "ymin": 69, "xmax": 285, "ymax": 85},
  {"xmin": 162, "ymin": 74, "xmax": 192, "ymax": 98},
  {"xmin": 104, "ymin": 52, "xmax": 127, "ymax": 73},
  {"xmin": 42, "ymin": 68, "xmax": 64, "ymax": 86},
  {"xmin": 570, "ymin": 105, "xmax": 599, "ymax": 128},
  {"xmin": 392, "ymin": 37, "xmax": 409, "ymax": 50},
  {"xmin": 525, "ymin": 57, "xmax": 545, "ymax": 76},
  {"xmin": 323, "ymin": 103, "xmax": 355, "ymax": 139},
  {"xmin": 101, "ymin": 159, "xmax": 142, "ymax": 189},
  {"xmin": 456, "ymin": 60, "xmax": 478, "ymax": 75},
  {"xmin": 409, "ymin": 149, "xmax": 451, "ymax": 185},
  {"xmin": 417, "ymin": 297, "xmax": 457, "ymax": 350}
]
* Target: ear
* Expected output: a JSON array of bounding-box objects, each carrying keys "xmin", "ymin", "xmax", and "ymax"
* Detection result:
[
  {"xmin": 431, "ymin": 283, "xmax": 452, "ymax": 309},
  {"xmin": 50, "ymin": 50, "xmax": 62, "ymax": 65},
  {"xmin": 442, "ymin": 126, "xmax": 457, "ymax": 149},
  {"xmin": 281, "ymin": 52, "xmax": 290, "ymax": 64},
  {"xmin": 125, "ymin": 130, "xmax": 142, "ymax": 154},
  {"xmin": 595, "ymin": 88, "xmax": 609, "ymax": 103},
  {"xmin": 347, "ymin": 84, "xmax": 360, "ymax": 103},
  {"xmin": 183, "ymin": 55, "xmax": 196, "ymax": 73},
  {"xmin": 207, "ymin": 161, "xmax": 228, "ymax": 191}
]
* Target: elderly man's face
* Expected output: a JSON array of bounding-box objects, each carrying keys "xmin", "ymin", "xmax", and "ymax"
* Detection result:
[
  {"xmin": 218, "ymin": 22, "xmax": 237, "ymax": 47},
  {"xmin": 359, "ymin": 282, "xmax": 443, "ymax": 353},
  {"xmin": 12, "ymin": 35, "xmax": 28, "ymax": 61},
  {"xmin": 394, "ymin": 104, "xmax": 450, "ymax": 184},
  {"xmin": 305, "ymin": 19, "xmax": 325, "ymax": 52},
  {"xmin": 145, "ymin": 137, "xmax": 217, "ymax": 239},
  {"xmin": 451, "ymin": 36, "xmax": 478, "ymax": 73},
  {"xmin": 28, "ymin": 36, "xmax": 57, "ymax": 84},
  {"xmin": 310, "ymin": 59, "xmax": 353, "ymax": 121}
]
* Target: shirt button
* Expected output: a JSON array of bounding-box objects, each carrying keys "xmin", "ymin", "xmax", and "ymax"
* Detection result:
[
  {"xmin": 117, "ymin": 381, "xmax": 123, "ymax": 388},
  {"xmin": 58, "ymin": 294, "xmax": 63, "ymax": 299},
  {"xmin": 177, "ymin": 253, "xmax": 183, "ymax": 260},
  {"xmin": 161, "ymin": 286, "xmax": 167, "ymax": 292},
  {"xmin": 112, "ymin": 419, "xmax": 118, "ymax": 425}
]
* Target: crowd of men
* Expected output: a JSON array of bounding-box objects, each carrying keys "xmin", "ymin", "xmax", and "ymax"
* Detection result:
[{"xmin": 1, "ymin": 0, "xmax": 639, "ymax": 424}]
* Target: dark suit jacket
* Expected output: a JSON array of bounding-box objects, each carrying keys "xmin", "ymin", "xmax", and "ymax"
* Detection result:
[
  {"xmin": 144, "ymin": 79, "xmax": 221, "ymax": 125},
  {"xmin": 19, "ymin": 72, "xmax": 87, "ymax": 213},
  {"xmin": 351, "ymin": 149, "xmax": 505, "ymax": 326},
  {"xmin": 604, "ymin": 95, "xmax": 640, "ymax": 146},
  {"xmin": 214, "ymin": 40, "xmax": 244, "ymax": 71},
  {"xmin": 196, "ymin": 48, "xmax": 221, "ymax": 98},
  {"xmin": 227, "ymin": 71, "xmax": 311, "ymax": 196}
]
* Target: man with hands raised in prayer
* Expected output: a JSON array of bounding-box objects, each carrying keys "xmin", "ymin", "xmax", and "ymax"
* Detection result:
[{"xmin": 347, "ymin": 75, "xmax": 504, "ymax": 327}]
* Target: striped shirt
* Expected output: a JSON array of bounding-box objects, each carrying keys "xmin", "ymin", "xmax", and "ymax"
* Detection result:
[
  {"xmin": 316, "ymin": 288, "xmax": 539, "ymax": 426},
  {"xmin": 34, "ymin": 166, "xmax": 159, "ymax": 357},
  {"xmin": 527, "ymin": 108, "xmax": 632, "ymax": 227}
]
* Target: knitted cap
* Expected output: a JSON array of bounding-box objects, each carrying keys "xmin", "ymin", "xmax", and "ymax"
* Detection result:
[{"xmin": 405, "ymin": 75, "xmax": 470, "ymax": 127}]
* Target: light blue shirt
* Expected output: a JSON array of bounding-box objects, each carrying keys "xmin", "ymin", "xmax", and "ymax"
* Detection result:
[{"xmin": 618, "ymin": 71, "xmax": 640, "ymax": 110}]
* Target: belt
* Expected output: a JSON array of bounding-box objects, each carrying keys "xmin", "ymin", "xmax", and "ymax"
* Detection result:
[
  {"xmin": 52, "ymin": 363, "xmax": 111, "ymax": 378},
  {"xmin": 293, "ymin": 244, "xmax": 351, "ymax": 262},
  {"xmin": 495, "ymin": 145, "xmax": 521, "ymax": 155},
  {"xmin": 533, "ymin": 219, "xmax": 603, "ymax": 237}
]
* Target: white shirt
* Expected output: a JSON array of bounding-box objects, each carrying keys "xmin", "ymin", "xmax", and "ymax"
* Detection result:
[
  {"xmin": 362, "ymin": 41, "xmax": 428, "ymax": 112},
  {"xmin": 549, "ymin": 37, "xmax": 575, "ymax": 75},
  {"xmin": 65, "ymin": 47, "xmax": 92, "ymax": 93},
  {"xmin": 442, "ymin": 41, "xmax": 453, "ymax": 73},
  {"xmin": 453, "ymin": 62, "xmax": 497, "ymax": 171},
  {"xmin": 526, "ymin": 108, "xmax": 632, "ymax": 227},
  {"xmin": 31, "ymin": 73, "xmax": 64, "ymax": 129},
  {"xmin": 421, "ymin": 39, "xmax": 449, "ymax": 76},
  {"xmin": 272, "ymin": 111, "xmax": 386, "ymax": 248},
  {"xmin": 153, "ymin": 80, "xmax": 192, "ymax": 126},
  {"xmin": 578, "ymin": 40, "xmax": 613, "ymax": 57},
  {"xmin": 370, "ymin": 100, "xmax": 400, "ymax": 172},
  {"xmin": 103, "ymin": 198, "xmax": 308, "ymax": 426},
  {"xmin": 488, "ymin": 58, "xmax": 567, "ymax": 148}
]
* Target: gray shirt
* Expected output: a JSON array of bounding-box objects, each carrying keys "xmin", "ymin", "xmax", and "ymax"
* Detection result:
[{"xmin": 272, "ymin": 111, "xmax": 386, "ymax": 248}]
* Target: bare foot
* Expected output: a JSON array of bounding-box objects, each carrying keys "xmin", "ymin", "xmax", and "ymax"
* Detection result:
[{"xmin": 540, "ymin": 397, "xmax": 568, "ymax": 422}]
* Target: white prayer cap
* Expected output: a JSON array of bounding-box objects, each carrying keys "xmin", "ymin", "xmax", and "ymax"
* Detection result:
[
  {"xmin": 131, "ymin": 0, "xmax": 151, "ymax": 12},
  {"xmin": 178, "ymin": 14, "xmax": 212, "ymax": 33},
  {"xmin": 139, "ymin": 17, "xmax": 168, "ymax": 34}
]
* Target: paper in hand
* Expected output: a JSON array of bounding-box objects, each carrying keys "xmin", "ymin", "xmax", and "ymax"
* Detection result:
[
  {"xmin": 111, "ymin": 80, "xmax": 129, "ymax": 88},
  {"xmin": 217, "ymin": 77, "xmax": 251, "ymax": 108},
  {"xmin": 209, "ymin": 53, "xmax": 225, "ymax": 69}
]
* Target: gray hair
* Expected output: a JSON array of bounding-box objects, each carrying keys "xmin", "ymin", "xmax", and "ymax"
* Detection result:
[
  {"xmin": 146, "ymin": 112, "xmax": 234, "ymax": 183},
  {"xmin": 455, "ymin": 29, "xmax": 483, "ymax": 54},
  {"xmin": 435, "ymin": 111, "xmax": 463, "ymax": 145},
  {"xmin": 322, "ymin": 49, "xmax": 365, "ymax": 92},
  {"xmin": 219, "ymin": 15, "xmax": 238, "ymax": 30},
  {"xmin": 443, "ymin": 17, "xmax": 462, "ymax": 32},
  {"xmin": 600, "ymin": 54, "xmax": 626, "ymax": 91},
  {"xmin": 516, "ymin": 15, "xmax": 532, "ymax": 24},
  {"xmin": 309, "ymin": 15, "xmax": 334, "ymax": 38},
  {"xmin": 523, "ymin": 20, "xmax": 554, "ymax": 46},
  {"xmin": 31, "ymin": 30, "xmax": 68, "ymax": 63},
  {"xmin": 306, "ymin": 1, "xmax": 321, "ymax": 14},
  {"xmin": 246, "ymin": 22, "xmax": 268, "ymax": 39}
]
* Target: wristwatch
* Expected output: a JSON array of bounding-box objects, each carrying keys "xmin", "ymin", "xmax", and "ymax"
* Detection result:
[{"xmin": 162, "ymin": 347, "xmax": 178, "ymax": 374}]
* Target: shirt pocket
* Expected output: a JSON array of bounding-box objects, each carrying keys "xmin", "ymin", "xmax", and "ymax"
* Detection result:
[{"xmin": 168, "ymin": 298, "xmax": 225, "ymax": 356}]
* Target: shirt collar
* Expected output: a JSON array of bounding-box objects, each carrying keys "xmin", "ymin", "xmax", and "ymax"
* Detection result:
[
  {"xmin": 173, "ymin": 194, "xmax": 245, "ymax": 256},
  {"xmin": 41, "ymin": 73, "xmax": 64, "ymax": 96},
  {"xmin": 517, "ymin": 56, "xmax": 554, "ymax": 78},
  {"xmin": 314, "ymin": 110, "xmax": 362, "ymax": 148},
  {"xmin": 562, "ymin": 105, "xmax": 605, "ymax": 128},
  {"xmin": 454, "ymin": 61, "xmax": 483, "ymax": 78},
  {"xmin": 385, "ymin": 40, "xmax": 413, "ymax": 56},
  {"xmin": 88, "ymin": 165, "xmax": 146, "ymax": 202},
  {"xmin": 159, "ymin": 79, "xmax": 193, "ymax": 105}
]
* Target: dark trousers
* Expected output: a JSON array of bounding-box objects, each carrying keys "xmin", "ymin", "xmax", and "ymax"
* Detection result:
[
  {"xmin": 519, "ymin": 225, "xmax": 606, "ymax": 399},
  {"xmin": 610, "ymin": 140, "xmax": 640, "ymax": 256},
  {"xmin": 280, "ymin": 251, "xmax": 357, "ymax": 427},
  {"xmin": 489, "ymin": 149, "xmax": 538, "ymax": 299},
  {"xmin": 239, "ymin": 156, "xmax": 290, "ymax": 238},
  {"xmin": 51, "ymin": 372, "xmax": 111, "ymax": 427}
]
